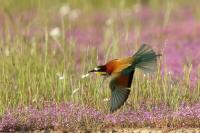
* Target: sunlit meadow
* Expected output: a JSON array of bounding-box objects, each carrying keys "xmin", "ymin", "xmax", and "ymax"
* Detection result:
[{"xmin": 0, "ymin": 0, "xmax": 200, "ymax": 131}]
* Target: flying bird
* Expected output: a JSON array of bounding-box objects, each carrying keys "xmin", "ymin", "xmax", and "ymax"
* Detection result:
[{"xmin": 82, "ymin": 44, "xmax": 161, "ymax": 112}]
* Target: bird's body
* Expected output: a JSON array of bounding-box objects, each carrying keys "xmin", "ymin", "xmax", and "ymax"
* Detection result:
[
  {"xmin": 106, "ymin": 57, "xmax": 132, "ymax": 74},
  {"xmin": 82, "ymin": 44, "xmax": 160, "ymax": 112}
]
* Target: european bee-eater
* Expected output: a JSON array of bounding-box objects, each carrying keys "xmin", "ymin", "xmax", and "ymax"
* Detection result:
[{"xmin": 82, "ymin": 44, "xmax": 161, "ymax": 112}]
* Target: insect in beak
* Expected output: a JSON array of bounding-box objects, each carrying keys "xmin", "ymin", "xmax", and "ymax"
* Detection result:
[{"xmin": 81, "ymin": 73, "xmax": 90, "ymax": 78}]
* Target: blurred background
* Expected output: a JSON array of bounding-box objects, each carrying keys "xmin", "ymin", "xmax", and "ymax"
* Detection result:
[{"xmin": 0, "ymin": 0, "xmax": 200, "ymax": 113}]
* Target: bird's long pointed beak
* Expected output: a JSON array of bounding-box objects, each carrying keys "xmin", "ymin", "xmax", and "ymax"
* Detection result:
[
  {"xmin": 88, "ymin": 69, "xmax": 96, "ymax": 73},
  {"xmin": 81, "ymin": 69, "xmax": 97, "ymax": 79},
  {"xmin": 81, "ymin": 66, "xmax": 107, "ymax": 79}
]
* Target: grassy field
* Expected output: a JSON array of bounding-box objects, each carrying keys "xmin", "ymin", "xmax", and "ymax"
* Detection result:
[{"xmin": 0, "ymin": 0, "xmax": 200, "ymax": 131}]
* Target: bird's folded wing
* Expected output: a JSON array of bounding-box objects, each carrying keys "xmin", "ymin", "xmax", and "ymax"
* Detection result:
[
  {"xmin": 112, "ymin": 64, "xmax": 131, "ymax": 73},
  {"xmin": 112, "ymin": 57, "xmax": 133, "ymax": 73}
]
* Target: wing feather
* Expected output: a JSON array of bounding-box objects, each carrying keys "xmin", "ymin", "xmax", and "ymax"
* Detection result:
[{"xmin": 109, "ymin": 71, "xmax": 134, "ymax": 112}]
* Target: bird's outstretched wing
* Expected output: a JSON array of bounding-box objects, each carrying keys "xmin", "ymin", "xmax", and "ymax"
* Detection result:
[{"xmin": 109, "ymin": 70, "xmax": 134, "ymax": 112}]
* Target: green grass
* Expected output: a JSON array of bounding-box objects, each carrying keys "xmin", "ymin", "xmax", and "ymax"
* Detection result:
[{"xmin": 0, "ymin": 0, "xmax": 199, "ymax": 116}]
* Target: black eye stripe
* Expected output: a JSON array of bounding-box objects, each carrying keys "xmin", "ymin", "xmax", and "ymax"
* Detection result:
[{"xmin": 97, "ymin": 65, "xmax": 107, "ymax": 72}]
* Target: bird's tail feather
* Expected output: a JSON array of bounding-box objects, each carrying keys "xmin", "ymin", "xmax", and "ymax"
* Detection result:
[{"xmin": 132, "ymin": 44, "xmax": 161, "ymax": 73}]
